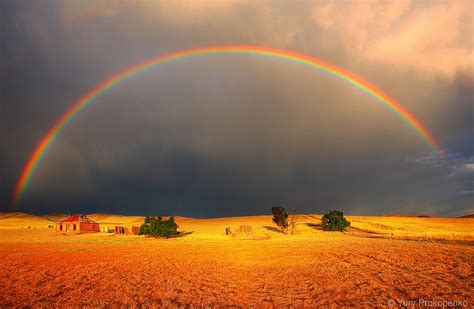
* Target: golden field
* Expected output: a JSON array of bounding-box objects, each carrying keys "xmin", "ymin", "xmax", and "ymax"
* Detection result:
[{"xmin": 0, "ymin": 212, "xmax": 473, "ymax": 307}]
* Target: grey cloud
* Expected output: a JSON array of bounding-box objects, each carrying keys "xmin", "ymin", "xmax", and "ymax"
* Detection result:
[{"xmin": 1, "ymin": 0, "xmax": 472, "ymax": 217}]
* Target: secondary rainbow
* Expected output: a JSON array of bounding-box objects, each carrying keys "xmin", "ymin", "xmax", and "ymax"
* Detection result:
[{"xmin": 13, "ymin": 45, "xmax": 442, "ymax": 205}]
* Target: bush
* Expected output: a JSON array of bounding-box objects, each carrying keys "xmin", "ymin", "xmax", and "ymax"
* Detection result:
[
  {"xmin": 321, "ymin": 210, "xmax": 350, "ymax": 231},
  {"xmin": 272, "ymin": 206, "xmax": 289, "ymax": 233},
  {"xmin": 138, "ymin": 216, "xmax": 178, "ymax": 238}
]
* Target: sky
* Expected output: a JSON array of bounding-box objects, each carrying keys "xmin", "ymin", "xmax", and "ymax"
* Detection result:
[{"xmin": 1, "ymin": 0, "xmax": 472, "ymax": 217}]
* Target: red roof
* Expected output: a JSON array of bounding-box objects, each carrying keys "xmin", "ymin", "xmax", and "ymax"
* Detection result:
[{"xmin": 57, "ymin": 214, "xmax": 98, "ymax": 224}]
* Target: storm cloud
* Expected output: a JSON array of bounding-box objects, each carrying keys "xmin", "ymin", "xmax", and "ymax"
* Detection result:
[{"xmin": 1, "ymin": 0, "xmax": 472, "ymax": 217}]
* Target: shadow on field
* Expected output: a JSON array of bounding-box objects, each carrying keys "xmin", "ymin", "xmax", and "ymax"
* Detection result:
[
  {"xmin": 306, "ymin": 223, "xmax": 322, "ymax": 230},
  {"xmin": 169, "ymin": 231, "xmax": 194, "ymax": 238},
  {"xmin": 263, "ymin": 226, "xmax": 284, "ymax": 233}
]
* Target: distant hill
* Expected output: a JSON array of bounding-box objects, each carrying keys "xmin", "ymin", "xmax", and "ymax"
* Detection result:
[
  {"xmin": 0, "ymin": 212, "xmax": 54, "ymax": 229},
  {"xmin": 0, "ymin": 212, "xmax": 52, "ymax": 221},
  {"xmin": 41, "ymin": 214, "xmax": 67, "ymax": 222},
  {"xmin": 88, "ymin": 213, "xmax": 144, "ymax": 228},
  {"xmin": 459, "ymin": 214, "xmax": 474, "ymax": 218},
  {"xmin": 383, "ymin": 214, "xmax": 432, "ymax": 218}
]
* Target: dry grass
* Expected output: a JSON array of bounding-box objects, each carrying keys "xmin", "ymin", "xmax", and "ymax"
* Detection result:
[
  {"xmin": 348, "ymin": 216, "xmax": 474, "ymax": 242},
  {"xmin": 0, "ymin": 213, "xmax": 472, "ymax": 307}
]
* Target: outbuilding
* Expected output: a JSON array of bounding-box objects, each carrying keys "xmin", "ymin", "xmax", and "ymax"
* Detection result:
[
  {"xmin": 132, "ymin": 226, "xmax": 139, "ymax": 235},
  {"xmin": 115, "ymin": 226, "xmax": 129, "ymax": 235},
  {"xmin": 56, "ymin": 214, "xmax": 100, "ymax": 234}
]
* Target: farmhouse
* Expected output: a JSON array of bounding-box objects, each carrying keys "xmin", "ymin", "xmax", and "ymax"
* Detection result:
[{"xmin": 56, "ymin": 214, "xmax": 100, "ymax": 234}]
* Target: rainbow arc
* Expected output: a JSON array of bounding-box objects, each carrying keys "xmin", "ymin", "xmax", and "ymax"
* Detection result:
[{"xmin": 13, "ymin": 45, "xmax": 442, "ymax": 206}]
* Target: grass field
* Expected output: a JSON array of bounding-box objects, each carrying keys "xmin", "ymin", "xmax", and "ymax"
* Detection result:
[{"xmin": 0, "ymin": 212, "xmax": 472, "ymax": 307}]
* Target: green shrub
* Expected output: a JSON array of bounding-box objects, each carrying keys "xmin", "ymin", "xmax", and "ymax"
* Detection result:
[
  {"xmin": 138, "ymin": 216, "xmax": 178, "ymax": 238},
  {"xmin": 321, "ymin": 210, "xmax": 350, "ymax": 231},
  {"xmin": 272, "ymin": 206, "xmax": 289, "ymax": 233}
]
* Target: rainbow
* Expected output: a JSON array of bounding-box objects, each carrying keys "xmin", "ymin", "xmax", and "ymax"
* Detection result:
[{"xmin": 13, "ymin": 45, "xmax": 442, "ymax": 205}]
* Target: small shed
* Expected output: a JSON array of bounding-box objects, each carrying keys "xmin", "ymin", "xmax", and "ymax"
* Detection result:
[
  {"xmin": 56, "ymin": 215, "xmax": 99, "ymax": 234},
  {"xmin": 132, "ymin": 226, "xmax": 139, "ymax": 235},
  {"xmin": 115, "ymin": 226, "xmax": 129, "ymax": 235}
]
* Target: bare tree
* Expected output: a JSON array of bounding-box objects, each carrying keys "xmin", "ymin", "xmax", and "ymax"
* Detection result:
[{"xmin": 288, "ymin": 211, "xmax": 297, "ymax": 235}]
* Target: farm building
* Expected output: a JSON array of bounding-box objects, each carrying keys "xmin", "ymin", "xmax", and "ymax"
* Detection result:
[
  {"xmin": 115, "ymin": 226, "xmax": 129, "ymax": 234},
  {"xmin": 100, "ymin": 227, "xmax": 114, "ymax": 233},
  {"xmin": 56, "ymin": 215, "xmax": 100, "ymax": 234},
  {"xmin": 115, "ymin": 226, "xmax": 139, "ymax": 235},
  {"xmin": 132, "ymin": 226, "xmax": 139, "ymax": 235}
]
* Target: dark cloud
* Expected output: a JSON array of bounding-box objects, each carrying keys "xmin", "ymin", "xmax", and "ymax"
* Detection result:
[{"xmin": 1, "ymin": 0, "xmax": 472, "ymax": 216}]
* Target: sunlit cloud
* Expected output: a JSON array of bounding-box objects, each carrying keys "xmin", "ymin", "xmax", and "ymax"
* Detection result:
[{"xmin": 311, "ymin": 0, "xmax": 473, "ymax": 76}]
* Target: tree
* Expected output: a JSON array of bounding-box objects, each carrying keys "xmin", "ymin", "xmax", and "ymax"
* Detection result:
[
  {"xmin": 272, "ymin": 206, "xmax": 289, "ymax": 233},
  {"xmin": 288, "ymin": 212, "xmax": 297, "ymax": 235},
  {"xmin": 321, "ymin": 210, "xmax": 350, "ymax": 231},
  {"xmin": 138, "ymin": 216, "xmax": 178, "ymax": 238}
]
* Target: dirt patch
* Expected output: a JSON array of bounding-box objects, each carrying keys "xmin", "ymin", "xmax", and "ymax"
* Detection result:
[{"xmin": 231, "ymin": 225, "xmax": 270, "ymax": 240}]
